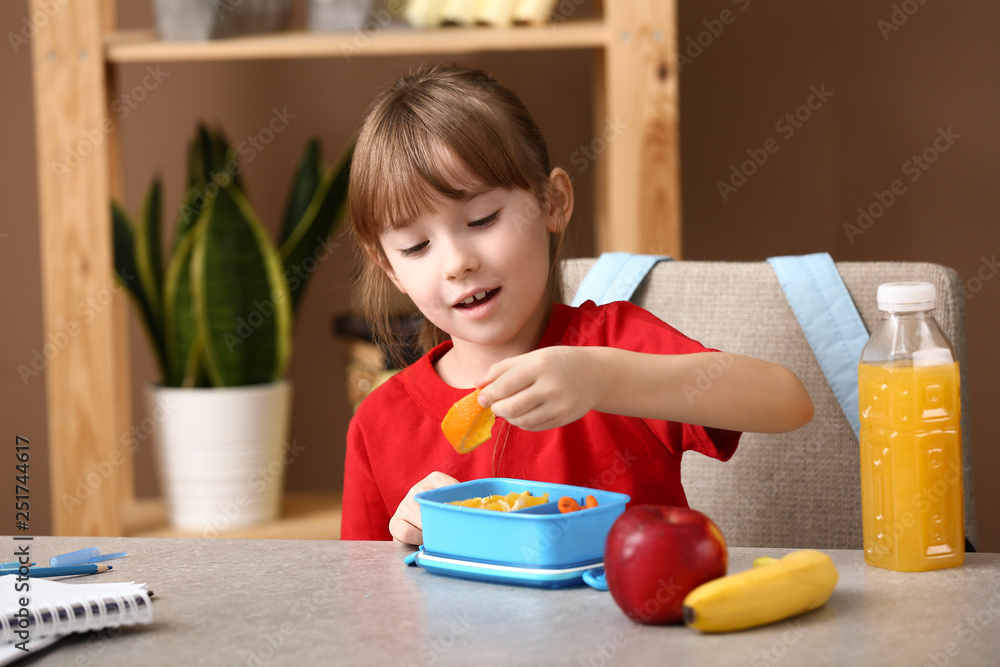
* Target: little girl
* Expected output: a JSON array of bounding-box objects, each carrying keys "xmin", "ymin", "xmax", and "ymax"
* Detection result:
[{"xmin": 341, "ymin": 64, "xmax": 813, "ymax": 543}]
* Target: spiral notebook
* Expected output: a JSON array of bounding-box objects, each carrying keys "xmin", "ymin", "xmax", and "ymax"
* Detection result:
[{"xmin": 0, "ymin": 577, "xmax": 153, "ymax": 664}]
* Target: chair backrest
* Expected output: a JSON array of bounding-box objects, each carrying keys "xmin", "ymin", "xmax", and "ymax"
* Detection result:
[{"xmin": 562, "ymin": 258, "xmax": 977, "ymax": 550}]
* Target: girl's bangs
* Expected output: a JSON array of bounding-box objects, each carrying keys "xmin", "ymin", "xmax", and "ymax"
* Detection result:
[
  {"xmin": 370, "ymin": 135, "xmax": 481, "ymax": 234},
  {"xmin": 365, "ymin": 115, "xmax": 532, "ymax": 236}
]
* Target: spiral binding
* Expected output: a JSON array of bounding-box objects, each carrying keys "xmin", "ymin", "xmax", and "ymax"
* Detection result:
[{"xmin": 1, "ymin": 588, "xmax": 152, "ymax": 644}]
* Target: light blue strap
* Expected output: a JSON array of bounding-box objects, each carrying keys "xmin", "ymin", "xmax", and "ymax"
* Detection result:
[
  {"xmin": 767, "ymin": 253, "xmax": 869, "ymax": 438},
  {"xmin": 570, "ymin": 252, "xmax": 672, "ymax": 307}
]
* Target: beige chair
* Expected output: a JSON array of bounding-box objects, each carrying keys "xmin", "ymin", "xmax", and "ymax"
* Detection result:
[{"xmin": 562, "ymin": 258, "xmax": 977, "ymax": 550}]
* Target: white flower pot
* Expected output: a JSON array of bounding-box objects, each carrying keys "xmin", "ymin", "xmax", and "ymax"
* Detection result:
[{"xmin": 146, "ymin": 380, "xmax": 292, "ymax": 533}]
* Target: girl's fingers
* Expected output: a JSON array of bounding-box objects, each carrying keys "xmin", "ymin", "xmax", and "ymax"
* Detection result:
[
  {"xmin": 390, "ymin": 471, "xmax": 458, "ymax": 545},
  {"xmin": 490, "ymin": 393, "xmax": 544, "ymax": 421},
  {"xmin": 501, "ymin": 394, "xmax": 586, "ymax": 431},
  {"xmin": 478, "ymin": 364, "xmax": 536, "ymax": 408},
  {"xmin": 390, "ymin": 516, "xmax": 422, "ymax": 545},
  {"xmin": 475, "ymin": 356, "xmax": 519, "ymax": 390},
  {"xmin": 422, "ymin": 471, "xmax": 460, "ymax": 490}
]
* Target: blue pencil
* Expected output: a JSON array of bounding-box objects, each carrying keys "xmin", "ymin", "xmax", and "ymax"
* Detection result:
[
  {"xmin": 0, "ymin": 561, "xmax": 35, "ymax": 569},
  {"xmin": 19, "ymin": 564, "xmax": 112, "ymax": 578},
  {"xmin": 49, "ymin": 548, "xmax": 129, "ymax": 566}
]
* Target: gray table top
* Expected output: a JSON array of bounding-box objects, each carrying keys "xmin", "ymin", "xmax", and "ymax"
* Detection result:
[{"xmin": 5, "ymin": 536, "xmax": 999, "ymax": 666}]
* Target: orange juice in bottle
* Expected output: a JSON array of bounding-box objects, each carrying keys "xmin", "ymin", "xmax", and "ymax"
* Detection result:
[{"xmin": 858, "ymin": 282, "xmax": 964, "ymax": 571}]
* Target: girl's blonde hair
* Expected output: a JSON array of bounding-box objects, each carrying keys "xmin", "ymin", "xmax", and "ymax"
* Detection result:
[{"xmin": 349, "ymin": 64, "xmax": 566, "ymax": 365}]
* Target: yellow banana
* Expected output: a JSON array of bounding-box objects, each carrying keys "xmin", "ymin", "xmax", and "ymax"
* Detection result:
[{"xmin": 682, "ymin": 549, "xmax": 838, "ymax": 633}]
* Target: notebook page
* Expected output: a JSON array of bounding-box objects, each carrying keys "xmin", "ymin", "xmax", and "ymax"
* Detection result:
[{"xmin": 0, "ymin": 577, "xmax": 153, "ymax": 661}]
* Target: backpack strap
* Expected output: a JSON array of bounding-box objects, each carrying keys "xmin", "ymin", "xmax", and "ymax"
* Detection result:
[
  {"xmin": 570, "ymin": 252, "xmax": 672, "ymax": 307},
  {"xmin": 767, "ymin": 253, "xmax": 869, "ymax": 438},
  {"xmin": 571, "ymin": 251, "xmax": 867, "ymax": 438}
]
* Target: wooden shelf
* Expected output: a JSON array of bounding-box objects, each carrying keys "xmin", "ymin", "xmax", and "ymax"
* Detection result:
[
  {"xmin": 105, "ymin": 21, "xmax": 608, "ymax": 63},
  {"xmin": 33, "ymin": 0, "xmax": 679, "ymax": 536},
  {"xmin": 124, "ymin": 492, "xmax": 341, "ymax": 540}
]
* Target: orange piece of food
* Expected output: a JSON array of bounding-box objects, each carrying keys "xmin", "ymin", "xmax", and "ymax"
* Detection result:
[
  {"xmin": 584, "ymin": 495, "xmax": 599, "ymax": 509},
  {"xmin": 558, "ymin": 496, "xmax": 582, "ymax": 513},
  {"xmin": 448, "ymin": 491, "xmax": 549, "ymax": 512},
  {"xmin": 441, "ymin": 389, "xmax": 495, "ymax": 454}
]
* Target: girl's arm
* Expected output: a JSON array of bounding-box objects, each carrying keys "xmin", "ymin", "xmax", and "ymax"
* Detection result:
[{"xmin": 477, "ymin": 346, "xmax": 813, "ymax": 434}]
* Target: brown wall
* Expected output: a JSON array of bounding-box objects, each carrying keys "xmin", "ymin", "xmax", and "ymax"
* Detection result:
[
  {"xmin": 1, "ymin": 1, "xmax": 995, "ymax": 551},
  {"xmin": 677, "ymin": 0, "xmax": 1000, "ymax": 551}
]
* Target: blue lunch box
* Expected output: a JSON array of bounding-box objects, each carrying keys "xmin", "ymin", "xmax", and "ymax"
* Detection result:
[{"xmin": 412, "ymin": 478, "xmax": 630, "ymax": 572}]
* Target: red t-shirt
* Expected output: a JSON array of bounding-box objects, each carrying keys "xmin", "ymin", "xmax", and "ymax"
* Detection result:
[{"xmin": 340, "ymin": 300, "xmax": 741, "ymax": 540}]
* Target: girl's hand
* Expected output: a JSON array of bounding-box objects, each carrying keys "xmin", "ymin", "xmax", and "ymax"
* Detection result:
[
  {"xmin": 389, "ymin": 471, "xmax": 459, "ymax": 545},
  {"xmin": 475, "ymin": 347, "xmax": 601, "ymax": 431}
]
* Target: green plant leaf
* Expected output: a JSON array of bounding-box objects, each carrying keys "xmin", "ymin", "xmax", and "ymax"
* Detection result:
[
  {"xmin": 187, "ymin": 123, "xmax": 241, "ymax": 191},
  {"xmin": 192, "ymin": 186, "xmax": 292, "ymax": 386},
  {"xmin": 177, "ymin": 125, "xmax": 243, "ymax": 256},
  {"xmin": 188, "ymin": 124, "xmax": 210, "ymax": 189},
  {"xmin": 163, "ymin": 216, "xmax": 203, "ymax": 387},
  {"xmin": 112, "ymin": 200, "xmax": 168, "ymax": 379},
  {"xmin": 279, "ymin": 139, "xmax": 322, "ymax": 248},
  {"xmin": 278, "ymin": 141, "xmax": 353, "ymax": 314},
  {"xmin": 135, "ymin": 178, "xmax": 164, "ymax": 322},
  {"xmin": 211, "ymin": 127, "xmax": 241, "ymax": 191},
  {"xmin": 172, "ymin": 185, "xmax": 203, "ymax": 257}
]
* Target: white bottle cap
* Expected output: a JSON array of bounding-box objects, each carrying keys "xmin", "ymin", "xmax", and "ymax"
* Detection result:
[{"xmin": 877, "ymin": 282, "xmax": 936, "ymax": 311}]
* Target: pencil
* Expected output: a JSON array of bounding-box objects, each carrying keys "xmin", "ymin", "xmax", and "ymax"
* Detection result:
[
  {"xmin": 20, "ymin": 564, "xmax": 113, "ymax": 578},
  {"xmin": 0, "ymin": 561, "xmax": 35, "ymax": 569}
]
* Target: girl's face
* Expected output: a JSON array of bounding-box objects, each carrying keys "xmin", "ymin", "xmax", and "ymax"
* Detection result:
[{"xmin": 378, "ymin": 160, "xmax": 569, "ymax": 356}]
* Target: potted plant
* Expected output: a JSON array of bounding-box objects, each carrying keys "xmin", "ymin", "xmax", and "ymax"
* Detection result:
[{"xmin": 112, "ymin": 124, "xmax": 352, "ymax": 532}]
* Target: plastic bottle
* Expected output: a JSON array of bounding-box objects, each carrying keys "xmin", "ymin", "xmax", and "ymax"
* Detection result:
[{"xmin": 858, "ymin": 282, "xmax": 965, "ymax": 571}]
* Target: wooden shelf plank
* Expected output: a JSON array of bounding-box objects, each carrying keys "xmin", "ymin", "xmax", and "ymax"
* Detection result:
[
  {"xmin": 33, "ymin": 0, "xmax": 126, "ymax": 536},
  {"xmin": 125, "ymin": 492, "xmax": 341, "ymax": 540},
  {"xmin": 105, "ymin": 21, "xmax": 608, "ymax": 63}
]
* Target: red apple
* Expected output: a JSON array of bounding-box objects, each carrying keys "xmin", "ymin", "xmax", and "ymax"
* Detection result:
[{"xmin": 604, "ymin": 505, "xmax": 727, "ymax": 624}]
